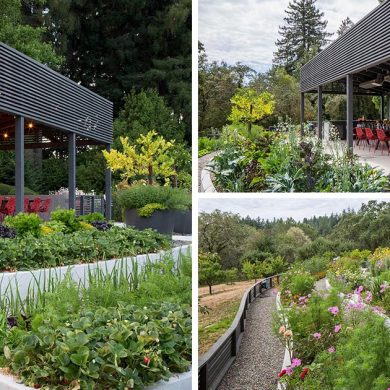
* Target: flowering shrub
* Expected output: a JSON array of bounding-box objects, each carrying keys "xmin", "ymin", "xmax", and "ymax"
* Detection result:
[{"xmin": 280, "ymin": 269, "xmax": 315, "ymax": 304}]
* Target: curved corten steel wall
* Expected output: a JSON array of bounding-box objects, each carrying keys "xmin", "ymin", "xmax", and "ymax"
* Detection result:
[
  {"xmin": 198, "ymin": 274, "xmax": 281, "ymax": 390},
  {"xmin": 0, "ymin": 42, "xmax": 112, "ymax": 144},
  {"xmin": 301, "ymin": 0, "xmax": 390, "ymax": 92}
]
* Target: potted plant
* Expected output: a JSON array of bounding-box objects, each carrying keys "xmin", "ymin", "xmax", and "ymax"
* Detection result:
[{"xmin": 117, "ymin": 185, "xmax": 189, "ymax": 235}]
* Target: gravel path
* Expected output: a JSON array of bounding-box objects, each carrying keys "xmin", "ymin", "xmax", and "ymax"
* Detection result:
[
  {"xmin": 198, "ymin": 151, "xmax": 218, "ymax": 191},
  {"xmin": 218, "ymin": 289, "xmax": 285, "ymax": 390}
]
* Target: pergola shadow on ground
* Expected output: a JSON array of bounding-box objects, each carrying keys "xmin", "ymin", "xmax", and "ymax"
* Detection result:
[
  {"xmin": 0, "ymin": 43, "xmax": 113, "ymax": 218},
  {"xmin": 300, "ymin": 0, "xmax": 390, "ymax": 151}
]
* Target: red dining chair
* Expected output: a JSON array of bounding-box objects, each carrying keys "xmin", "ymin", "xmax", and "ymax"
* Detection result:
[
  {"xmin": 28, "ymin": 197, "xmax": 41, "ymax": 213},
  {"xmin": 39, "ymin": 198, "xmax": 51, "ymax": 214},
  {"xmin": 365, "ymin": 128, "xmax": 378, "ymax": 152},
  {"xmin": 5, "ymin": 197, "xmax": 16, "ymax": 216},
  {"xmin": 355, "ymin": 128, "xmax": 367, "ymax": 149},
  {"xmin": 24, "ymin": 198, "xmax": 30, "ymax": 212},
  {"xmin": 376, "ymin": 129, "xmax": 390, "ymax": 155}
]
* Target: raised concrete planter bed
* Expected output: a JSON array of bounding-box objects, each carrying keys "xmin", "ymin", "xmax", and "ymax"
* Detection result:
[
  {"xmin": 0, "ymin": 245, "xmax": 191, "ymax": 302},
  {"xmin": 0, "ymin": 245, "xmax": 192, "ymax": 389},
  {"xmin": 0, "ymin": 369, "xmax": 192, "ymax": 389}
]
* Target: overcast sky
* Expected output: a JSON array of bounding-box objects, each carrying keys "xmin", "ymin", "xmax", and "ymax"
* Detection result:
[
  {"xmin": 198, "ymin": 196, "xmax": 390, "ymax": 221},
  {"xmin": 199, "ymin": 0, "xmax": 379, "ymax": 72}
]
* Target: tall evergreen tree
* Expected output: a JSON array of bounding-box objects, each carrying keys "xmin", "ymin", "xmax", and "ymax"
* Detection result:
[
  {"xmin": 337, "ymin": 17, "xmax": 354, "ymax": 36},
  {"xmin": 24, "ymin": 0, "xmax": 191, "ymax": 141},
  {"xmin": 273, "ymin": 0, "xmax": 331, "ymax": 74}
]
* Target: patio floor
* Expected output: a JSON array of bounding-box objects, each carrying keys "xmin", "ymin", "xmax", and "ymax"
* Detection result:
[{"xmin": 353, "ymin": 143, "xmax": 390, "ymax": 176}]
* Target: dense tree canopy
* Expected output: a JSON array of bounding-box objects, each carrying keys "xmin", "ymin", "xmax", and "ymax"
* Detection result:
[{"xmin": 199, "ymin": 201, "xmax": 390, "ymax": 273}]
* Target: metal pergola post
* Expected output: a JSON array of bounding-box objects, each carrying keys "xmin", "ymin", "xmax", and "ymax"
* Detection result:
[
  {"xmin": 381, "ymin": 94, "xmax": 385, "ymax": 120},
  {"xmin": 300, "ymin": 92, "xmax": 305, "ymax": 135},
  {"xmin": 388, "ymin": 95, "xmax": 390, "ymax": 119},
  {"xmin": 68, "ymin": 132, "xmax": 76, "ymax": 209},
  {"xmin": 15, "ymin": 116, "xmax": 25, "ymax": 213},
  {"xmin": 317, "ymin": 86, "xmax": 323, "ymax": 139},
  {"xmin": 346, "ymin": 74, "xmax": 354, "ymax": 151},
  {"xmin": 105, "ymin": 144, "xmax": 112, "ymax": 220}
]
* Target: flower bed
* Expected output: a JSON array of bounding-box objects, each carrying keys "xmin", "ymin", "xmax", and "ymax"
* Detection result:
[
  {"xmin": 0, "ymin": 210, "xmax": 170, "ymax": 273},
  {"xmin": 207, "ymin": 122, "xmax": 389, "ymax": 192},
  {"xmin": 0, "ymin": 250, "xmax": 192, "ymax": 390},
  {"xmin": 275, "ymin": 260, "xmax": 390, "ymax": 389}
]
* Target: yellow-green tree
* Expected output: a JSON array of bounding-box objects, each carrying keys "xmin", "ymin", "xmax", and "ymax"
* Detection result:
[
  {"xmin": 228, "ymin": 88, "xmax": 275, "ymax": 133},
  {"xmin": 103, "ymin": 130, "xmax": 176, "ymax": 186}
]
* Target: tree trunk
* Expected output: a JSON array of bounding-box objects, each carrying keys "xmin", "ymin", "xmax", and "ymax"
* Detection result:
[
  {"xmin": 148, "ymin": 165, "xmax": 153, "ymax": 185},
  {"xmin": 248, "ymin": 103, "xmax": 253, "ymax": 133},
  {"xmin": 209, "ymin": 284, "xmax": 212, "ymax": 295}
]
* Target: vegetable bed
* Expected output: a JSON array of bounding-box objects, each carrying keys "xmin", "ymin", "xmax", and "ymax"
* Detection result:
[{"xmin": 0, "ymin": 250, "xmax": 192, "ymax": 390}]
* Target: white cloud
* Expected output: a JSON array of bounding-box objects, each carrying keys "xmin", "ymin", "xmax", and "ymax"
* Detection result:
[
  {"xmin": 199, "ymin": 0, "xmax": 379, "ymax": 72},
  {"xmin": 198, "ymin": 196, "xmax": 390, "ymax": 221}
]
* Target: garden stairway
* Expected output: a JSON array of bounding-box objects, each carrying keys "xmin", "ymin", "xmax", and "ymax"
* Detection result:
[{"xmin": 217, "ymin": 289, "xmax": 285, "ymax": 390}]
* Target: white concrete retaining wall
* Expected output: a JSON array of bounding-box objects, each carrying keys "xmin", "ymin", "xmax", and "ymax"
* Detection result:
[{"xmin": 0, "ymin": 245, "xmax": 191, "ymax": 302}]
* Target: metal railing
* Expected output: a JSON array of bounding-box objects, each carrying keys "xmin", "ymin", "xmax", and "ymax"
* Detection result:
[
  {"xmin": 198, "ymin": 274, "xmax": 281, "ymax": 390},
  {"xmin": 76, "ymin": 195, "xmax": 105, "ymax": 216}
]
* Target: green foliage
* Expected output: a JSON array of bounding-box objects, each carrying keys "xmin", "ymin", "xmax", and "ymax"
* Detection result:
[
  {"xmin": 0, "ymin": 227, "xmax": 170, "ymax": 272},
  {"xmin": 114, "ymin": 89, "xmax": 185, "ymax": 143},
  {"xmin": 36, "ymin": 1, "xmax": 191, "ymax": 138},
  {"xmin": 198, "ymin": 137, "xmax": 223, "ymax": 157},
  {"xmin": 50, "ymin": 208, "xmax": 80, "ymax": 233},
  {"xmin": 0, "ymin": 183, "xmax": 36, "ymax": 195},
  {"xmin": 4, "ymin": 213, "xmax": 42, "ymax": 237},
  {"xmin": 78, "ymin": 212, "xmax": 105, "ymax": 223},
  {"xmin": 0, "ymin": 254, "xmax": 191, "ymax": 389},
  {"xmin": 0, "ymin": 0, "xmax": 62, "ymax": 68},
  {"xmin": 198, "ymin": 253, "xmax": 223, "ymax": 294},
  {"xmin": 228, "ymin": 88, "xmax": 275, "ymax": 132},
  {"xmin": 224, "ymin": 268, "xmax": 239, "ymax": 284},
  {"xmin": 138, "ymin": 203, "xmax": 167, "ymax": 218},
  {"xmin": 242, "ymin": 261, "xmax": 257, "ymax": 281},
  {"xmin": 117, "ymin": 185, "xmax": 190, "ymax": 212},
  {"xmin": 280, "ymin": 269, "xmax": 315, "ymax": 299}
]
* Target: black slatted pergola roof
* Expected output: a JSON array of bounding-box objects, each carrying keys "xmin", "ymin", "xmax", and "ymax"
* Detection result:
[
  {"xmin": 301, "ymin": 0, "xmax": 390, "ymax": 96},
  {"xmin": 0, "ymin": 42, "xmax": 113, "ymax": 149}
]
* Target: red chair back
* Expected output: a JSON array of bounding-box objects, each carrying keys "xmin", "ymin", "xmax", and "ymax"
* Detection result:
[
  {"xmin": 377, "ymin": 128, "xmax": 388, "ymax": 142},
  {"xmin": 365, "ymin": 127, "xmax": 377, "ymax": 140},
  {"xmin": 24, "ymin": 198, "xmax": 30, "ymax": 212},
  {"xmin": 39, "ymin": 198, "xmax": 51, "ymax": 213},
  {"xmin": 6, "ymin": 197, "xmax": 16, "ymax": 215},
  {"xmin": 29, "ymin": 197, "xmax": 41, "ymax": 213},
  {"xmin": 356, "ymin": 127, "xmax": 365, "ymax": 139}
]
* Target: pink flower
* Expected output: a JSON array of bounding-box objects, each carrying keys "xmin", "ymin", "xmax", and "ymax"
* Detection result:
[
  {"xmin": 380, "ymin": 283, "xmax": 389, "ymax": 294},
  {"xmin": 291, "ymin": 358, "xmax": 301, "ymax": 368},
  {"xmin": 371, "ymin": 306, "xmax": 385, "ymax": 314},
  {"xmin": 346, "ymin": 301, "xmax": 365, "ymax": 311},
  {"xmin": 355, "ymin": 286, "xmax": 364, "ymax": 295},
  {"xmin": 286, "ymin": 366, "xmax": 293, "ymax": 376},
  {"xmin": 328, "ymin": 306, "xmax": 339, "ymax": 316},
  {"xmin": 365, "ymin": 291, "xmax": 372, "ymax": 304},
  {"xmin": 313, "ymin": 332, "xmax": 321, "ymax": 339},
  {"xmin": 334, "ymin": 324, "xmax": 341, "ymax": 333},
  {"xmin": 328, "ymin": 346, "xmax": 335, "ymax": 353}
]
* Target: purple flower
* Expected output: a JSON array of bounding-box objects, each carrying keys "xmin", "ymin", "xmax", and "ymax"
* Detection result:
[
  {"xmin": 365, "ymin": 291, "xmax": 372, "ymax": 304},
  {"xmin": 313, "ymin": 332, "xmax": 321, "ymax": 339},
  {"xmin": 286, "ymin": 366, "xmax": 293, "ymax": 376},
  {"xmin": 371, "ymin": 306, "xmax": 385, "ymax": 314},
  {"xmin": 380, "ymin": 283, "xmax": 389, "ymax": 294},
  {"xmin": 334, "ymin": 324, "xmax": 341, "ymax": 333},
  {"xmin": 328, "ymin": 306, "xmax": 339, "ymax": 316},
  {"xmin": 328, "ymin": 346, "xmax": 335, "ymax": 353},
  {"xmin": 355, "ymin": 286, "xmax": 364, "ymax": 295},
  {"xmin": 346, "ymin": 301, "xmax": 365, "ymax": 311},
  {"xmin": 291, "ymin": 358, "xmax": 301, "ymax": 368}
]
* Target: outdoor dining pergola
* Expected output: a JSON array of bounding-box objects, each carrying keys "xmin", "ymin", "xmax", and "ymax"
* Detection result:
[
  {"xmin": 300, "ymin": 0, "xmax": 390, "ymax": 152},
  {"xmin": 0, "ymin": 42, "xmax": 113, "ymax": 218}
]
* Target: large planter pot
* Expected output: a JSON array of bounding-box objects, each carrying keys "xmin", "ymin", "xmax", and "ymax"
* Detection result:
[
  {"xmin": 124, "ymin": 208, "xmax": 175, "ymax": 235},
  {"xmin": 173, "ymin": 210, "xmax": 192, "ymax": 235}
]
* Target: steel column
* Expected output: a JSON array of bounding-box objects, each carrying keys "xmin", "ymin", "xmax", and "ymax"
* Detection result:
[
  {"xmin": 300, "ymin": 92, "xmax": 305, "ymax": 135},
  {"xmin": 68, "ymin": 132, "xmax": 76, "ymax": 209},
  {"xmin": 381, "ymin": 95, "xmax": 385, "ymax": 120},
  {"xmin": 387, "ymin": 95, "xmax": 390, "ymax": 119},
  {"xmin": 105, "ymin": 144, "xmax": 112, "ymax": 220},
  {"xmin": 317, "ymin": 86, "xmax": 323, "ymax": 139},
  {"xmin": 15, "ymin": 116, "xmax": 25, "ymax": 213},
  {"xmin": 346, "ymin": 75, "xmax": 354, "ymax": 151}
]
